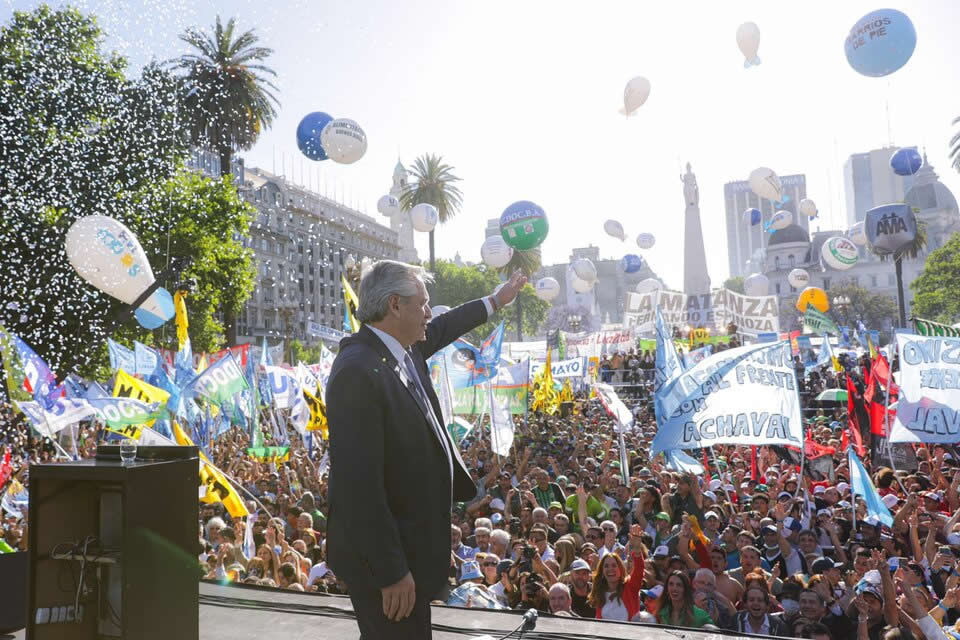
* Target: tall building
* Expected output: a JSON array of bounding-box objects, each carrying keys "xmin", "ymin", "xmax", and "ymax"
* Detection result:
[
  {"xmin": 724, "ymin": 173, "xmax": 808, "ymax": 278},
  {"xmin": 235, "ymin": 167, "xmax": 402, "ymax": 345},
  {"xmin": 484, "ymin": 218, "xmax": 501, "ymax": 239},
  {"xmin": 387, "ymin": 159, "xmax": 419, "ymax": 264},
  {"xmin": 843, "ymin": 146, "xmax": 918, "ymax": 227}
]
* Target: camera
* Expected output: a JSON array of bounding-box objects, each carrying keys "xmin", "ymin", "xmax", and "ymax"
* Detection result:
[
  {"xmin": 509, "ymin": 518, "xmax": 522, "ymax": 536},
  {"xmin": 522, "ymin": 545, "xmax": 536, "ymax": 560}
]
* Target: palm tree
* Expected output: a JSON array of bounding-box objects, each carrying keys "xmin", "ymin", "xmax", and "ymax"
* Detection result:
[
  {"xmin": 498, "ymin": 248, "xmax": 541, "ymax": 341},
  {"xmin": 170, "ymin": 16, "xmax": 279, "ymax": 177},
  {"xmin": 871, "ymin": 219, "xmax": 927, "ymax": 328},
  {"xmin": 398, "ymin": 154, "xmax": 463, "ymax": 271}
]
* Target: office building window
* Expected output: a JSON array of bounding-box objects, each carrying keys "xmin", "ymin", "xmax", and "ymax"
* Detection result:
[
  {"xmin": 870, "ymin": 275, "xmax": 877, "ymax": 287},
  {"xmin": 822, "ymin": 278, "xmax": 831, "ymax": 290},
  {"xmin": 775, "ymin": 283, "xmax": 781, "ymax": 294},
  {"xmin": 888, "ymin": 274, "xmax": 895, "ymax": 286}
]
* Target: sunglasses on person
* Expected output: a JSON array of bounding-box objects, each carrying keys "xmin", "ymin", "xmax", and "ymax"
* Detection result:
[
  {"xmin": 602, "ymin": 527, "xmax": 616, "ymax": 533},
  {"xmin": 586, "ymin": 533, "xmax": 601, "ymax": 540},
  {"xmin": 529, "ymin": 535, "xmax": 545, "ymax": 543},
  {"xmin": 482, "ymin": 561, "xmax": 498, "ymax": 567}
]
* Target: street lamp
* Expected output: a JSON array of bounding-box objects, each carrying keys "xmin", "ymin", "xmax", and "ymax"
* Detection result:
[
  {"xmin": 832, "ymin": 295, "xmax": 851, "ymax": 325},
  {"xmin": 567, "ymin": 313, "xmax": 582, "ymax": 332}
]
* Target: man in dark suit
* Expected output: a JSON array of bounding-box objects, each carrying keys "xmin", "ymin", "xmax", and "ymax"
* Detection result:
[{"xmin": 326, "ymin": 260, "xmax": 526, "ymax": 639}]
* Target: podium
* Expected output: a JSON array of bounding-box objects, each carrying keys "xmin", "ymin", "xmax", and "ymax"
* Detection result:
[{"xmin": 26, "ymin": 449, "xmax": 199, "ymax": 640}]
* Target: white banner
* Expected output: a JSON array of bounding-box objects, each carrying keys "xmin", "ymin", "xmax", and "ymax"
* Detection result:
[
  {"xmin": 563, "ymin": 329, "xmax": 634, "ymax": 358},
  {"xmin": 623, "ymin": 291, "xmax": 657, "ymax": 334},
  {"xmin": 263, "ymin": 365, "xmax": 301, "ymax": 409},
  {"xmin": 711, "ymin": 288, "xmax": 780, "ymax": 336},
  {"xmin": 307, "ymin": 321, "xmax": 347, "ymax": 342},
  {"xmin": 530, "ymin": 356, "xmax": 586, "ymax": 379},
  {"xmin": 651, "ymin": 341, "xmax": 802, "ymax": 454},
  {"xmin": 888, "ymin": 334, "xmax": 960, "ymax": 443},
  {"xmin": 627, "ymin": 289, "xmax": 779, "ymax": 337}
]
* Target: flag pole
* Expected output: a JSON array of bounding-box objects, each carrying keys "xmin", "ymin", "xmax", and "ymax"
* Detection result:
[{"xmin": 882, "ymin": 340, "xmax": 908, "ymax": 493}]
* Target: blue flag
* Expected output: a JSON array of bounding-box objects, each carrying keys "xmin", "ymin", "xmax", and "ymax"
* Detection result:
[
  {"xmin": 440, "ymin": 322, "xmax": 505, "ymax": 389},
  {"xmin": 107, "ymin": 338, "xmax": 136, "ymax": 373},
  {"xmin": 134, "ymin": 342, "xmax": 160, "ymax": 376},
  {"xmin": 654, "ymin": 306, "xmax": 685, "ymax": 396},
  {"xmin": 848, "ymin": 449, "xmax": 894, "ymax": 527},
  {"xmin": 174, "ymin": 336, "xmax": 195, "ymax": 388}
]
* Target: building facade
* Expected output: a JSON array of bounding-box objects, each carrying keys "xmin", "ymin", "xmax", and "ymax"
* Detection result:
[
  {"xmin": 724, "ymin": 174, "xmax": 808, "ymax": 278},
  {"xmin": 387, "ymin": 159, "xmax": 419, "ymax": 264},
  {"xmin": 843, "ymin": 146, "xmax": 918, "ymax": 227}
]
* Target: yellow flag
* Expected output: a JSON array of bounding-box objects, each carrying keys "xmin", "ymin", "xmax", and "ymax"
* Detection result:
[
  {"xmin": 195, "ymin": 353, "xmax": 208, "ymax": 374},
  {"xmin": 112, "ymin": 370, "xmax": 169, "ymax": 431},
  {"xmin": 341, "ymin": 275, "xmax": 360, "ymax": 333},
  {"xmin": 173, "ymin": 290, "xmax": 189, "ymax": 350},
  {"xmin": 302, "ymin": 385, "xmax": 328, "ymax": 440},
  {"xmin": 172, "ymin": 420, "xmax": 249, "ymax": 518},
  {"xmin": 867, "ymin": 334, "xmax": 878, "ymax": 360},
  {"xmin": 531, "ymin": 350, "xmax": 560, "ymax": 415},
  {"xmin": 559, "ymin": 379, "xmax": 574, "ymax": 403}
]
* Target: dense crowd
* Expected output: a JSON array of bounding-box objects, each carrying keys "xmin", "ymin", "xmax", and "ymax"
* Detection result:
[{"xmin": 6, "ymin": 343, "xmax": 960, "ymax": 639}]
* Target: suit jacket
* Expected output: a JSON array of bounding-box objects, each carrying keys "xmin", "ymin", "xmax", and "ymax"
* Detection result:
[
  {"xmin": 325, "ymin": 299, "xmax": 488, "ymax": 599},
  {"xmin": 734, "ymin": 611, "xmax": 790, "ymax": 637}
]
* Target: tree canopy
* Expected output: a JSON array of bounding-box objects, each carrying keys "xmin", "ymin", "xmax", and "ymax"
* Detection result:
[{"xmin": 911, "ymin": 232, "xmax": 960, "ymax": 324}]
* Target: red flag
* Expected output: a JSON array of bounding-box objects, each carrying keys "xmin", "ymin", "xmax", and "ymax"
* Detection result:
[
  {"xmin": 805, "ymin": 435, "xmax": 836, "ymax": 458},
  {"xmin": 872, "ymin": 353, "xmax": 899, "ymax": 396},
  {"xmin": 864, "ymin": 369, "xmax": 876, "ymax": 405},
  {"xmin": 868, "ymin": 399, "xmax": 889, "ymax": 437},
  {"xmin": 702, "ymin": 450, "xmax": 712, "ymax": 483},
  {"xmin": 846, "ymin": 374, "xmax": 865, "ymax": 456},
  {"xmin": 750, "ymin": 446, "xmax": 759, "ymax": 481},
  {"xmin": 0, "ymin": 450, "xmax": 10, "ymax": 486}
]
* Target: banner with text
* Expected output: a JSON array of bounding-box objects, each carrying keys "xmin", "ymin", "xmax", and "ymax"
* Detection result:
[
  {"xmin": 563, "ymin": 328, "xmax": 635, "ymax": 358},
  {"xmin": 625, "ymin": 288, "xmax": 779, "ymax": 337},
  {"xmin": 530, "ymin": 356, "xmax": 587, "ymax": 379},
  {"xmin": 651, "ymin": 341, "xmax": 802, "ymax": 454},
  {"xmin": 888, "ymin": 334, "xmax": 960, "ymax": 443}
]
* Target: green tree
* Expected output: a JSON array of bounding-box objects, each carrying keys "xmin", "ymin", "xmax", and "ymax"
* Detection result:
[
  {"xmin": 826, "ymin": 282, "xmax": 898, "ymax": 334},
  {"xmin": 398, "ymin": 154, "xmax": 463, "ymax": 272},
  {"xmin": 870, "ymin": 220, "xmax": 927, "ymax": 328},
  {"xmin": 0, "ymin": 6, "xmax": 188, "ymax": 375},
  {"xmin": 288, "ymin": 339, "xmax": 324, "ymax": 365},
  {"xmin": 911, "ymin": 232, "xmax": 960, "ymax": 324},
  {"xmin": 431, "ymin": 261, "xmax": 548, "ymax": 344},
  {"xmin": 723, "ymin": 276, "xmax": 745, "ymax": 294},
  {"xmin": 498, "ymin": 248, "xmax": 542, "ymax": 341}
]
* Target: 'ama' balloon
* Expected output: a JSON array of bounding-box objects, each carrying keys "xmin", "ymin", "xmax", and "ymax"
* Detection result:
[
  {"xmin": 844, "ymin": 9, "xmax": 917, "ymax": 78},
  {"xmin": 621, "ymin": 76, "xmax": 651, "ymax": 116},
  {"xmin": 890, "ymin": 147, "xmax": 923, "ymax": 176},
  {"xmin": 65, "ymin": 216, "xmax": 174, "ymax": 330},
  {"xmin": 743, "ymin": 208, "xmax": 762, "ymax": 226},
  {"xmin": 749, "ymin": 167, "xmax": 782, "ymax": 202},
  {"xmin": 736, "ymin": 22, "xmax": 762, "ymax": 68},
  {"xmin": 604, "ymin": 219, "xmax": 626, "ymax": 241}
]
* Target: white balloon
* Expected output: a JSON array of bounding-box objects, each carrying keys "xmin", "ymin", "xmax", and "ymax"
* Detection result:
[
  {"xmin": 377, "ymin": 194, "xmax": 400, "ymax": 217},
  {"xmin": 769, "ymin": 210, "xmax": 793, "ymax": 231},
  {"xmin": 847, "ymin": 221, "xmax": 867, "ymax": 246},
  {"xmin": 431, "ymin": 305, "xmax": 451, "ymax": 316},
  {"xmin": 319, "ymin": 118, "xmax": 367, "ymax": 164},
  {"xmin": 635, "ymin": 278, "xmax": 662, "ymax": 294},
  {"xmin": 535, "ymin": 277, "xmax": 560, "ymax": 302},
  {"xmin": 636, "ymin": 233, "xmax": 656, "ymax": 250},
  {"xmin": 480, "ymin": 235, "xmax": 514, "ymax": 269},
  {"xmin": 736, "ymin": 22, "xmax": 761, "ymax": 67},
  {"xmin": 798, "ymin": 199, "xmax": 818, "ymax": 219},
  {"xmin": 571, "ymin": 275, "xmax": 594, "ymax": 294},
  {"xmin": 65, "ymin": 215, "xmax": 174, "ymax": 329},
  {"xmin": 410, "ymin": 203, "xmax": 439, "ymax": 232},
  {"xmin": 744, "ymin": 273, "xmax": 769, "ymax": 296},
  {"xmin": 621, "ymin": 76, "xmax": 651, "ymax": 116},
  {"xmin": 571, "ymin": 258, "xmax": 598, "ymax": 283},
  {"xmin": 604, "ymin": 219, "xmax": 626, "ymax": 241},
  {"xmin": 821, "ymin": 236, "xmax": 859, "ymax": 271},
  {"xmin": 788, "ymin": 268, "xmax": 809, "ymax": 289},
  {"xmin": 748, "ymin": 167, "xmax": 782, "ymax": 202}
]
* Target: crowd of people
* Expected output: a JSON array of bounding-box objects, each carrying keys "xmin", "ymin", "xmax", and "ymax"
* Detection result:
[{"xmin": 5, "ymin": 340, "xmax": 960, "ymax": 639}]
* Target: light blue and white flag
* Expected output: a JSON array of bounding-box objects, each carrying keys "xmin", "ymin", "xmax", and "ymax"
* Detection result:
[
  {"xmin": 107, "ymin": 338, "xmax": 136, "ymax": 373},
  {"xmin": 654, "ymin": 306, "xmax": 684, "ymax": 396},
  {"xmin": 848, "ymin": 449, "xmax": 894, "ymax": 527},
  {"xmin": 134, "ymin": 342, "xmax": 160, "ymax": 376}
]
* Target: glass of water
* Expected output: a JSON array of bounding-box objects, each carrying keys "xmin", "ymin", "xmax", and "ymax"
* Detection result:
[{"xmin": 120, "ymin": 438, "xmax": 137, "ymax": 465}]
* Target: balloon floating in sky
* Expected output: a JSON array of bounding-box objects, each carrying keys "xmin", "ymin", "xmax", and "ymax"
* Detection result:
[
  {"xmin": 65, "ymin": 216, "xmax": 174, "ymax": 330},
  {"xmin": 748, "ymin": 167, "xmax": 782, "ymax": 202},
  {"xmin": 798, "ymin": 199, "xmax": 818, "ymax": 219},
  {"xmin": 296, "ymin": 112, "xmax": 333, "ymax": 161},
  {"xmin": 480, "ymin": 235, "xmax": 514, "ymax": 269},
  {"xmin": 744, "ymin": 273, "xmax": 769, "ymax": 297},
  {"xmin": 844, "ymin": 8, "xmax": 917, "ymax": 78},
  {"xmin": 635, "ymin": 233, "xmax": 656, "ymax": 250},
  {"xmin": 535, "ymin": 277, "xmax": 560, "ymax": 302},
  {"xmin": 788, "ymin": 268, "xmax": 810, "ymax": 289},
  {"xmin": 743, "ymin": 208, "xmax": 762, "ymax": 226},
  {"xmin": 635, "ymin": 278, "xmax": 661, "ymax": 294},
  {"xmin": 821, "ymin": 236, "xmax": 859, "ymax": 270},
  {"xmin": 570, "ymin": 274, "xmax": 594, "ymax": 294},
  {"xmin": 865, "ymin": 203, "xmax": 918, "ymax": 255},
  {"xmin": 796, "ymin": 287, "xmax": 829, "ymax": 313},
  {"xmin": 847, "ymin": 221, "xmax": 868, "ymax": 246},
  {"xmin": 620, "ymin": 76, "xmax": 651, "ymax": 116},
  {"xmin": 621, "ymin": 254, "xmax": 644, "ymax": 274},
  {"xmin": 377, "ymin": 194, "xmax": 400, "ymax": 217},
  {"xmin": 410, "ymin": 203, "xmax": 439, "ymax": 232},
  {"xmin": 889, "ymin": 147, "xmax": 923, "ymax": 176},
  {"xmin": 572, "ymin": 258, "xmax": 598, "ymax": 283},
  {"xmin": 499, "ymin": 201, "xmax": 549, "ymax": 251},
  {"xmin": 604, "ymin": 219, "xmax": 626, "ymax": 241},
  {"xmin": 736, "ymin": 22, "xmax": 762, "ymax": 68},
  {"xmin": 319, "ymin": 118, "xmax": 367, "ymax": 164},
  {"xmin": 766, "ymin": 210, "xmax": 793, "ymax": 232}
]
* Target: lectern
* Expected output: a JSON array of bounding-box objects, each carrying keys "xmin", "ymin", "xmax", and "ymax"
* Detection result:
[{"xmin": 27, "ymin": 448, "xmax": 199, "ymax": 639}]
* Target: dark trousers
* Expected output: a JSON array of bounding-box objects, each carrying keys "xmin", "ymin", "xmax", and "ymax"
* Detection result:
[{"xmin": 349, "ymin": 590, "xmax": 433, "ymax": 640}]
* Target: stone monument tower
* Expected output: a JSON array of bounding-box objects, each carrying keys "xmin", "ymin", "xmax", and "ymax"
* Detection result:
[
  {"xmin": 389, "ymin": 159, "xmax": 419, "ymax": 264},
  {"xmin": 682, "ymin": 163, "xmax": 712, "ymax": 296}
]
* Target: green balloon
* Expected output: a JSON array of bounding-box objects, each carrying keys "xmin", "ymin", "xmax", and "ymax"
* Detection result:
[{"xmin": 499, "ymin": 200, "xmax": 549, "ymax": 251}]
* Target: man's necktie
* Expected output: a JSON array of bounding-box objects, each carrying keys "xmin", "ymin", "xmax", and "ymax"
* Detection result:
[{"xmin": 403, "ymin": 351, "xmax": 454, "ymax": 491}]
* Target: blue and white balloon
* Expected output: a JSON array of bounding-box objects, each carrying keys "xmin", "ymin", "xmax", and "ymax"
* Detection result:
[
  {"xmin": 847, "ymin": 221, "xmax": 867, "ymax": 246},
  {"xmin": 798, "ymin": 199, "xmax": 818, "ymax": 219},
  {"xmin": 296, "ymin": 112, "xmax": 333, "ymax": 161},
  {"xmin": 743, "ymin": 208, "xmax": 762, "ymax": 226},
  {"xmin": 844, "ymin": 9, "xmax": 917, "ymax": 78},
  {"xmin": 621, "ymin": 254, "xmax": 644, "ymax": 274},
  {"xmin": 635, "ymin": 233, "xmax": 656, "ymax": 250},
  {"xmin": 890, "ymin": 147, "xmax": 923, "ymax": 176},
  {"xmin": 767, "ymin": 210, "xmax": 793, "ymax": 232}
]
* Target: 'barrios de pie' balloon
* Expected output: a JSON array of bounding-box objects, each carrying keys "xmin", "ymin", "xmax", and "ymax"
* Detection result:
[
  {"xmin": 844, "ymin": 9, "xmax": 917, "ymax": 78},
  {"xmin": 535, "ymin": 277, "xmax": 560, "ymax": 302},
  {"xmin": 572, "ymin": 258, "xmax": 598, "ymax": 283},
  {"xmin": 736, "ymin": 22, "xmax": 762, "ymax": 68},
  {"xmin": 296, "ymin": 112, "xmax": 333, "ymax": 161},
  {"xmin": 749, "ymin": 167, "xmax": 782, "ymax": 202},
  {"xmin": 500, "ymin": 201, "xmax": 549, "ymax": 251},
  {"xmin": 890, "ymin": 148, "xmax": 923, "ymax": 176},
  {"xmin": 744, "ymin": 273, "xmax": 769, "ymax": 297},
  {"xmin": 743, "ymin": 208, "xmax": 762, "ymax": 226},
  {"xmin": 621, "ymin": 254, "xmax": 644, "ymax": 274},
  {"xmin": 788, "ymin": 268, "xmax": 810, "ymax": 289},
  {"xmin": 798, "ymin": 199, "xmax": 818, "ymax": 219},
  {"xmin": 865, "ymin": 203, "xmax": 917, "ymax": 255},
  {"xmin": 796, "ymin": 287, "xmax": 829, "ymax": 313},
  {"xmin": 821, "ymin": 236, "xmax": 859, "ymax": 270},
  {"xmin": 377, "ymin": 194, "xmax": 400, "ymax": 217},
  {"xmin": 65, "ymin": 216, "xmax": 174, "ymax": 329},
  {"xmin": 604, "ymin": 220, "xmax": 626, "ymax": 241},
  {"xmin": 410, "ymin": 203, "xmax": 439, "ymax": 232},
  {"xmin": 319, "ymin": 118, "xmax": 367, "ymax": 164},
  {"xmin": 480, "ymin": 235, "xmax": 514, "ymax": 269},
  {"xmin": 635, "ymin": 233, "xmax": 656, "ymax": 250},
  {"xmin": 621, "ymin": 76, "xmax": 651, "ymax": 116},
  {"xmin": 847, "ymin": 221, "xmax": 867, "ymax": 246}
]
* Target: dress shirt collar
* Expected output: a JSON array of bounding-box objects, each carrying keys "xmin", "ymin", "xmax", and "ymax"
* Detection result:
[{"xmin": 367, "ymin": 325, "xmax": 410, "ymax": 365}]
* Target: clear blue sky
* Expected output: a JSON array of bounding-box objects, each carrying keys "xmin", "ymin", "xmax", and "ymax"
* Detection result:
[{"xmin": 5, "ymin": 0, "xmax": 960, "ymax": 288}]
